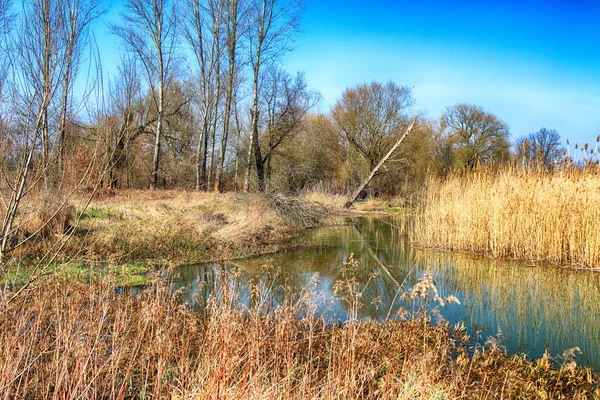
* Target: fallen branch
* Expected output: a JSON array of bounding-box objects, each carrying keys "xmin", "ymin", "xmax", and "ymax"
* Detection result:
[{"xmin": 344, "ymin": 120, "xmax": 416, "ymax": 208}]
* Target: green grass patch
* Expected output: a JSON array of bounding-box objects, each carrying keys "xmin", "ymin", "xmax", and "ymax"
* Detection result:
[
  {"xmin": 1, "ymin": 261, "xmax": 151, "ymax": 287},
  {"xmin": 384, "ymin": 205, "xmax": 409, "ymax": 214},
  {"xmin": 75, "ymin": 206, "xmax": 119, "ymax": 221}
]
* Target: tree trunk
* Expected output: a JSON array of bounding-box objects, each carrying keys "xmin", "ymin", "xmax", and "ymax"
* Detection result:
[
  {"xmin": 207, "ymin": 119, "xmax": 216, "ymax": 189},
  {"xmin": 265, "ymin": 152, "xmax": 272, "ymax": 192},
  {"xmin": 196, "ymin": 100, "xmax": 210, "ymax": 191},
  {"xmin": 151, "ymin": 72, "xmax": 164, "ymax": 190},
  {"xmin": 207, "ymin": 55, "xmax": 221, "ymax": 190},
  {"xmin": 249, "ymin": 30, "xmax": 264, "ymax": 192},
  {"xmin": 58, "ymin": 68, "xmax": 71, "ymax": 177},
  {"xmin": 151, "ymin": 16, "xmax": 165, "ymax": 191},
  {"xmin": 1, "ymin": 108, "xmax": 45, "ymax": 264},
  {"xmin": 233, "ymin": 103, "xmax": 242, "ymax": 192},
  {"xmin": 243, "ymin": 124, "xmax": 253, "ymax": 193},
  {"xmin": 151, "ymin": 116, "xmax": 162, "ymax": 190},
  {"xmin": 195, "ymin": 128, "xmax": 205, "ymax": 191},
  {"xmin": 344, "ymin": 120, "xmax": 415, "ymax": 208},
  {"xmin": 215, "ymin": 0, "xmax": 238, "ymax": 193},
  {"xmin": 201, "ymin": 123, "xmax": 209, "ymax": 187},
  {"xmin": 254, "ymin": 144, "xmax": 265, "ymax": 192},
  {"xmin": 252, "ymin": 109, "xmax": 265, "ymax": 192},
  {"xmin": 58, "ymin": 12, "xmax": 76, "ymax": 179}
]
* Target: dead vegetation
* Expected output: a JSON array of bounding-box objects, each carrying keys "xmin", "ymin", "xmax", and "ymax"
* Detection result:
[
  {"xmin": 0, "ymin": 272, "xmax": 597, "ymax": 399},
  {"xmin": 5, "ymin": 190, "xmax": 343, "ymax": 265},
  {"xmin": 18, "ymin": 197, "xmax": 75, "ymax": 240},
  {"xmin": 413, "ymin": 167, "xmax": 600, "ymax": 269},
  {"xmin": 266, "ymin": 192, "xmax": 333, "ymax": 228}
]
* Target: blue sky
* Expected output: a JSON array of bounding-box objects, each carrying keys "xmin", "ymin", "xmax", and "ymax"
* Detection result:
[
  {"xmin": 96, "ymin": 0, "xmax": 600, "ymax": 145},
  {"xmin": 281, "ymin": 0, "xmax": 600, "ymax": 145}
]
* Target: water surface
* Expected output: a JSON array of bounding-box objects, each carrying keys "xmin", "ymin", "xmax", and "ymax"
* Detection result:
[{"xmin": 173, "ymin": 217, "xmax": 600, "ymax": 370}]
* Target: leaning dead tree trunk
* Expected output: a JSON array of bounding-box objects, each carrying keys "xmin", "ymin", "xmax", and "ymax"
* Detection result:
[{"xmin": 344, "ymin": 120, "xmax": 416, "ymax": 208}]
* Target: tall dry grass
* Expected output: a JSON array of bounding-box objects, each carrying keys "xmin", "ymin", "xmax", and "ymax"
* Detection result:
[
  {"xmin": 412, "ymin": 167, "xmax": 600, "ymax": 269},
  {"xmin": 0, "ymin": 271, "xmax": 597, "ymax": 399}
]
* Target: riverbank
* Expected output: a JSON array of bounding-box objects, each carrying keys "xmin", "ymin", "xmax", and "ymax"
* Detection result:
[
  {"xmin": 1, "ymin": 277, "xmax": 597, "ymax": 399},
  {"xmin": 3, "ymin": 190, "xmax": 408, "ymax": 287},
  {"xmin": 3, "ymin": 190, "xmax": 347, "ymax": 285},
  {"xmin": 2, "ymin": 192, "xmax": 600, "ymax": 398},
  {"xmin": 412, "ymin": 167, "xmax": 600, "ymax": 270}
]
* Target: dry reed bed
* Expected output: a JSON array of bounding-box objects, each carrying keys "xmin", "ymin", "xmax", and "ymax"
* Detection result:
[
  {"xmin": 0, "ymin": 278, "xmax": 597, "ymax": 399},
  {"xmin": 413, "ymin": 168, "xmax": 600, "ymax": 269}
]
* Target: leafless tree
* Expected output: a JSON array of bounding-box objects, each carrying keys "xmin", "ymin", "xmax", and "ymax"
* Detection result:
[
  {"xmin": 184, "ymin": 0, "xmax": 226, "ymax": 190},
  {"xmin": 0, "ymin": 0, "xmax": 13, "ymax": 100},
  {"xmin": 185, "ymin": 0, "xmax": 215, "ymax": 190},
  {"xmin": 232, "ymin": 90, "xmax": 246, "ymax": 191},
  {"xmin": 0, "ymin": 0, "xmax": 103, "ymax": 265},
  {"xmin": 214, "ymin": 0, "xmax": 246, "ymax": 192},
  {"xmin": 330, "ymin": 82, "xmax": 417, "ymax": 207},
  {"xmin": 56, "ymin": 0, "xmax": 103, "ymax": 175},
  {"xmin": 16, "ymin": 0, "xmax": 71, "ymax": 184},
  {"xmin": 243, "ymin": 0, "xmax": 303, "ymax": 192},
  {"xmin": 258, "ymin": 68, "xmax": 318, "ymax": 190},
  {"xmin": 104, "ymin": 57, "xmax": 146, "ymax": 189},
  {"xmin": 1, "ymin": 0, "xmax": 90, "ymax": 260},
  {"xmin": 111, "ymin": 0, "xmax": 179, "ymax": 190},
  {"xmin": 515, "ymin": 127, "xmax": 564, "ymax": 170},
  {"xmin": 441, "ymin": 103, "xmax": 511, "ymax": 169},
  {"xmin": 332, "ymin": 82, "xmax": 413, "ymax": 170}
]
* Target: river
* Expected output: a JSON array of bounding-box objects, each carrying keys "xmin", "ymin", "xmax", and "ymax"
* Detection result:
[{"xmin": 172, "ymin": 216, "xmax": 600, "ymax": 370}]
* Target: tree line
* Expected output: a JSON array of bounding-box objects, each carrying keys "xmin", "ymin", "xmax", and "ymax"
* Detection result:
[{"xmin": 0, "ymin": 0, "xmax": 596, "ymax": 208}]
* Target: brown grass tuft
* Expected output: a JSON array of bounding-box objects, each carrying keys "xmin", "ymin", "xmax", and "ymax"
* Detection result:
[{"xmin": 18, "ymin": 196, "xmax": 75, "ymax": 240}]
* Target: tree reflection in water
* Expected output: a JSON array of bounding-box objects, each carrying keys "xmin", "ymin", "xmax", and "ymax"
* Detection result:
[{"xmin": 172, "ymin": 217, "xmax": 600, "ymax": 370}]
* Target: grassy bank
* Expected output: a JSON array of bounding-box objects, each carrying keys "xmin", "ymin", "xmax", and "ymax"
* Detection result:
[
  {"xmin": 1, "ymin": 276, "xmax": 597, "ymax": 399},
  {"xmin": 412, "ymin": 168, "xmax": 600, "ymax": 269},
  {"xmin": 10, "ymin": 190, "xmax": 343, "ymax": 268}
]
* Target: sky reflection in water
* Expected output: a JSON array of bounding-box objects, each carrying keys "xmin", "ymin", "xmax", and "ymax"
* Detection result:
[{"xmin": 173, "ymin": 217, "xmax": 600, "ymax": 370}]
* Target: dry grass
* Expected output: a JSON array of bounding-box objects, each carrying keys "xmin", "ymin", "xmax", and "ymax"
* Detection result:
[
  {"xmin": 302, "ymin": 187, "xmax": 407, "ymax": 214},
  {"xmin": 46, "ymin": 190, "xmax": 340, "ymax": 265},
  {"xmin": 412, "ymin": 167, "xmax": 600, "ymax": 269},
  {"xmin": 267, "ymin": 193, "xmax": 332, "ymax": 228},
  {"xmin": 10, "ymin": 194, "xmax": 75, "ymax": 241},
  {"xmin": 0, "ymin": 270, "xmax": 597, "ymax": 399},
  {"xmin": 302, "ymin": 189, "xmax": 348, "ymax": 209}
]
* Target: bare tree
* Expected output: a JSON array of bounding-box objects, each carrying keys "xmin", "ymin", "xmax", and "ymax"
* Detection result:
[
  {"xmin": 0, "ymin": 0, "xmax": 103, "ymax": 265},
  {"xmin": 259, "ymin": 68, "xmax": 318, "ymax": 190},
  {"xmin": 104, "ymin": 57, "xmax": 147, "ymax": 189},
  {"xmin": 331, "ymin": 82, "xmax": 416, "ymax": 207},
  {"xmin": 16, "ymin": 0, "xmax": 73, "ymax": 184},
  {"xmin": 232, "ymin": 91, "xmax": 245, "ymax": 191},
  {"xmin": 432, "ymin": 128, "xmax": 455, "ymax": 177},
  {"xmin": 244, "ymin": 0, "xmax": 303, "ymax": 193},
  {"xmin": 344, "ymin": 121, "xmax": 416, "ymax": 208},
  {"xmin": 515, "ymin": 127, "xmax": 564, "ymax": 170},
  {"xmin": 111, "ymin": 0, "xmax": 179, "ymax": 190},
  {"xmin": 1, "ymin": 0, "xmax": 74, "ymax": 260},
  {"xmin": 0, "ymin": 0, "xmax": 13, "ymax": 99},
  {"xmin": 185, "ymin": 0, "xmax": 228, "ymax": 191},
  {"xmin": 441, "ymin": 103, "xmax": 511, "ymax": 169},
  {"xmin": 332, "ymin": 82, "xmax": 413, "ymax": 170},
  {"xmin": 56, "ymin": 0, "xmax": 102, "ymax": 175},
  {"xmin": 214, "ymin": 0, "xmax": 245, "ymax": 192}
]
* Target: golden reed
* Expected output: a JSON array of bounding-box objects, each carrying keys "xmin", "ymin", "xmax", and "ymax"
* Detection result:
[{"xmin": 412, "ymin": 167, "xmax": 600, "ymax": 269}]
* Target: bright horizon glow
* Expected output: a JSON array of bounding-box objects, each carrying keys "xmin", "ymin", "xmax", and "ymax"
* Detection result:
[{"xmin": 94, "ymin": 0, "xmax": 600, "ymax": 146}]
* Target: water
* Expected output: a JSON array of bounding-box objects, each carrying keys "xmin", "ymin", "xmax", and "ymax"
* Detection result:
[{"xmin": 172, "ymin": 217, "xmax": 600, "ymax": 370}]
